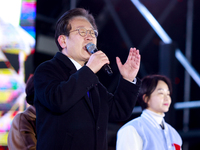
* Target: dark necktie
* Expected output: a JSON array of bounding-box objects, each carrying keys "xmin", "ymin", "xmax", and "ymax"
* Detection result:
[
  {"xmin": 160, "ymin": 122, "xmax": 164, "ymax": 129},
  {"xmin": 87, "ymin": 91, "xmax": 93, "ymax": 104}
]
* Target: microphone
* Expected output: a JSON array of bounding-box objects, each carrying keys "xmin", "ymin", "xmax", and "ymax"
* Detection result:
[{"xmin": 86, "ymin": 43, "xmax": 113, "ymax": 76}]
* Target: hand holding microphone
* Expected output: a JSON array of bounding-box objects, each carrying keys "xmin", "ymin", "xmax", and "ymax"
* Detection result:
[{"xmin": 86, "ymin": 43, "xmax": 113, "ymax": 76}]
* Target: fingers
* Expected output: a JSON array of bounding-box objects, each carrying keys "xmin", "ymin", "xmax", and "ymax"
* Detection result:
[
  {"xmin": 127, "ymin": 48, "xmax": 134, "ymax": 61},
  {"xmin": 130, "ymin": 47, "xmax": 140, "ymax": 57},
  {"xmin": 86, "ymin": 50, "xmax": 110, "ymax": 73},
  {"xmin": 116, "ymin": 57, "xmax": 122, "ymax": 69},
  {"xmin": 94, "ymin": 51, "xmax": 110, "ymax": 64},
  {"xmin": 126, "ymin": 47, "xmax": 140, "ymax": 64},
  {"xmin": 135, "ymin": 49, "xmax": 141, "ymax": 66},
  {"xmin": 117, "ymin": 47, "xmax": 140, "ymax": 66}
]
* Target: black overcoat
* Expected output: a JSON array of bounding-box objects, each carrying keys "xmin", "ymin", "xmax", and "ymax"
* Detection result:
[{"xmin": 34, "ymin": 52, "xmax": 141, "ymax": 150}]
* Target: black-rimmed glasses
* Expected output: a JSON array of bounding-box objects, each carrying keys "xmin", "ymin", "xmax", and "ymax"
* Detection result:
[{"xmin": 69, "ymin": 27, "xmax": 98, "ymax": 38}]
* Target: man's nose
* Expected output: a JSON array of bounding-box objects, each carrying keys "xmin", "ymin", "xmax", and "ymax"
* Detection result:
[{"xmin": 85, "ymin": 32, "xmax": 93, "ymax": 40}]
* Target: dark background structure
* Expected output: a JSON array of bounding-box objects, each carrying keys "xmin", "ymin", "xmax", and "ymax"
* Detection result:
[{"xmin": 33, "ymin": 0, "xmax": 200, "ymax": 149}]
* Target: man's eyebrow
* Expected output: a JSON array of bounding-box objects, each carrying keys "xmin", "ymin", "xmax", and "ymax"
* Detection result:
[{"xmin": 75, "ymin": 26, "xmax": 93, "ymax": 29}]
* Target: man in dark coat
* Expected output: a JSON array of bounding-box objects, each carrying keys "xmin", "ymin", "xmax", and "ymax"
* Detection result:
[{"xmin": 34, "ymin": 8, "xmax": 141, "ymax": 150}]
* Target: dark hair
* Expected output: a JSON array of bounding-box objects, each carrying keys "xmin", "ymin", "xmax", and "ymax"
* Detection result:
[
  {"xmin": 25, "ymin": 74, "xmax": 34, "ymax": 105},
  {"xmin": 137, "ymin": 74, "xmax": 172, "ymax": 110},
  {"xmin": 55, "ymin": 8, "xmax": 97, "ymax": 51}
]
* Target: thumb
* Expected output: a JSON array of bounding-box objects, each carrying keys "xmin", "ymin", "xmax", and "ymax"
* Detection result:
[{"xmin": 116, "ymin": 57, "xmax": 122, "ymax": 69}]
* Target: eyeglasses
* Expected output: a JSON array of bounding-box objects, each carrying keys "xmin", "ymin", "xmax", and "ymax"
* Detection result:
[{"xmin": 69, "ymin": 27, "xmax": 98, "ymax": 38}]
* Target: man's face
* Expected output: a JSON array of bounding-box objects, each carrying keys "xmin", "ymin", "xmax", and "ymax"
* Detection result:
[{"xmin": 63, "ymin": 17, "xmax": 97, "ymax": 66}]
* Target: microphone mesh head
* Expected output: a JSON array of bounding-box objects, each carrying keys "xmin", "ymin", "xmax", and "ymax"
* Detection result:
[{"xmin": 86, "ymin": 43, "xmax": 96, "ymax": 54}]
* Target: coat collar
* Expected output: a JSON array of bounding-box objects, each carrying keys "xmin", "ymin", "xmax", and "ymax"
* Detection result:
[
  {"xmin": 142, "ymin": 110, "xmax": 168, "ymax": 131},
  {"xmin": 54, "ymin": 52, "xmax": 77, "ymax": 74}
]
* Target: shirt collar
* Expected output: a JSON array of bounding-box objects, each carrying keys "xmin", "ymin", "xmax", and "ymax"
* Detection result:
[
  {"xmin": 144, "ymin": 109, "xmax": 165, "ymax": 125},
  {"xmin": 68, "ymin": 58, "xmax": 82, "ymax": 70}
]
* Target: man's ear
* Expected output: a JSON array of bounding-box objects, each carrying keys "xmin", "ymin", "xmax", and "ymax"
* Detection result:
[
  {"xmin": 143, "ymin": 94, "xmax": 148, "ymax": 103},
  {"xmin": 58, "ymin": 35, "xmax": 67, "ymax": 49}
]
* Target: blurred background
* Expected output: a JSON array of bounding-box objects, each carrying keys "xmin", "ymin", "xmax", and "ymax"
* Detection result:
[{"xmin": 0, "ymin": 0, "xmax": 199, "ymax": 149}]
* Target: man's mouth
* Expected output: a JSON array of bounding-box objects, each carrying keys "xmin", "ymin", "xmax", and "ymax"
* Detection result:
[{"xmin": 83, "ymin": 46, "xmax": 87, "ymax": 51}]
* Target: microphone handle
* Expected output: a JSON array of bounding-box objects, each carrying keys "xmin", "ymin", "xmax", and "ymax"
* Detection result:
[{"xmin": 103, "ymin": 64, "xmax": 113, "ymax": 76}]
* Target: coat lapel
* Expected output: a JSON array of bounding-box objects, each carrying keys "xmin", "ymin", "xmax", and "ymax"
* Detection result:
[
  {"xmin": 89, "ymin": 86, "xmax": 100, "ymax": 120},
  {"xmin": 84, "ymin": 92, "xmax": 95, "ymax": 118},
  {"xmin": 55, "ymin": 52, "xmax": 100, "ymax": 119}
]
